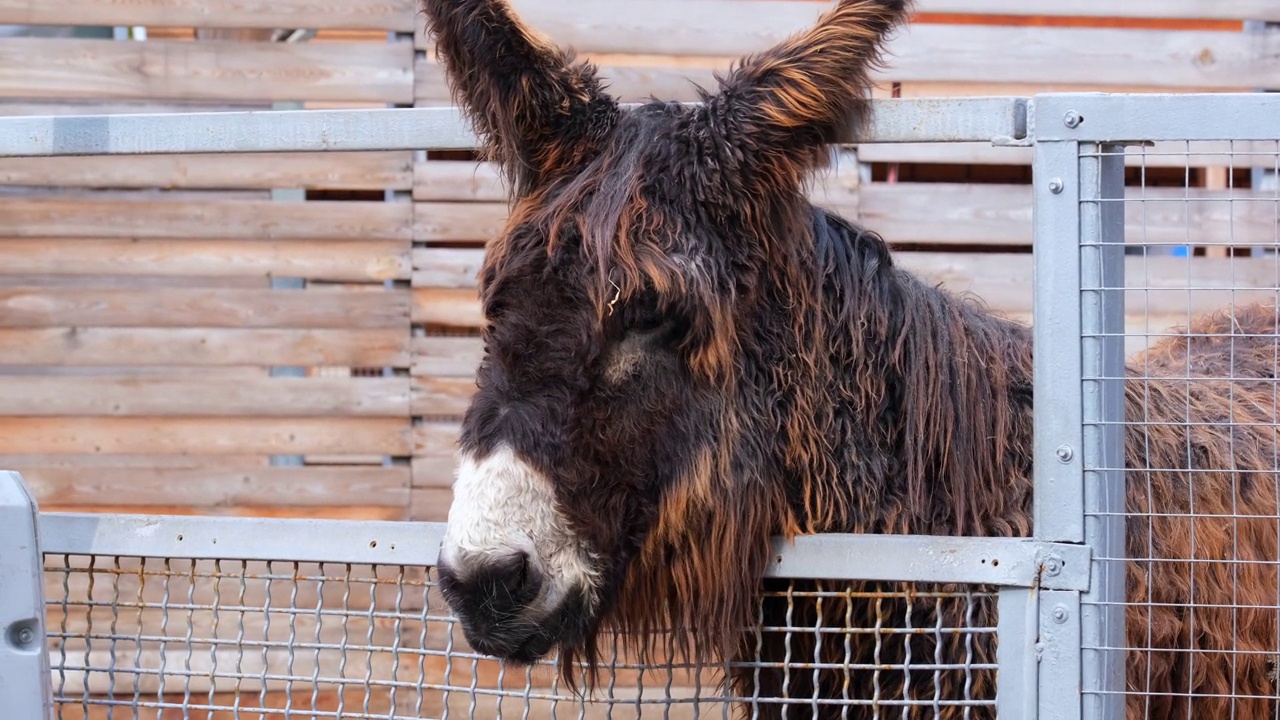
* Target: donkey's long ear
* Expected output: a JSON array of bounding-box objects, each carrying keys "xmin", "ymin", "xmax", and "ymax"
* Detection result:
[
  {"xmin": 422, "ymin": 0, "xmax": 619, "ymax": 196},
  {"xmin": 706, "ymin": 0, "xmax": 911, "ymax": 186}
]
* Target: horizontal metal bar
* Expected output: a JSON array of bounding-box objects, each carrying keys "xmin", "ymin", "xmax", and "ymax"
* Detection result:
[
  {"xmin": 854, "ymin": 96, "xmax": 1029, "ymax": 145},
  {"xmin": 37, "ymin": 512, "xmax": 1089, "ymax": 589},
  {"xmin": 0, "ymin": 97, "xmax": 1029, "ymax": 158},
  {"xmin": 38, "ymin": 513, "xmax": 447, "ymax": 568},
  {"xmin": 768, "ymin": 533, "xmax": 1091, "ymax": 591},
  {"xmin": 1035, "ymin": 92, "xmax": 1280, "ymax": 142}
]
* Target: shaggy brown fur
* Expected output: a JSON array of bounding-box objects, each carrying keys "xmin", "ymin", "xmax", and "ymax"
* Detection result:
[{"xmin": 421, "ymin": 0, "xmax": 1280, "ymax": 717}]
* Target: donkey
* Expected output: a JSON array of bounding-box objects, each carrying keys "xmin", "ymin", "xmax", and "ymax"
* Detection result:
[{"xmin": 421, "ymin": 0, "xmax": 1280, "ymax": 717}]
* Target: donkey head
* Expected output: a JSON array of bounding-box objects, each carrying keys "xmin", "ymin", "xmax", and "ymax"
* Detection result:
[{"xmin": 424, "ymin": 0, "xmax": 912, "ymax": 671}]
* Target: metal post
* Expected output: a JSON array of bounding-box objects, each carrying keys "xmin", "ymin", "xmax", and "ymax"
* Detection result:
[
  {"xmin": 1078, "ymin": 143, "xmax": 1129, "ymax": 720},
  {"xmin": 0, "ymin": 471, "xmax": 53, "ymax": 719},
  {"xmin": 1032, "ymin": 133, "xmax": 1085, "ymax": 720}
]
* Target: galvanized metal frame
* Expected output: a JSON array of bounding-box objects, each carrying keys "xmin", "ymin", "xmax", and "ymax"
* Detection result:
[
  {"xmin": 0, "ymin": 472, "xmax": 54, "ymax": 719},
  {"xmin": 0, "ymin": 97, "xmax": 1029, "ymax": 158}
]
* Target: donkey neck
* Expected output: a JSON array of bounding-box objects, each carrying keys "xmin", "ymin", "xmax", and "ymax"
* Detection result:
[{"xmin": 758, "ymin": 206, "xmax": 1036, "ymax": 538}]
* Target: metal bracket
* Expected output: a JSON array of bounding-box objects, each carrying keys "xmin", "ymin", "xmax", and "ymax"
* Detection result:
[{"xmin": 0, "ymin": 471, "xmax": 54, "ymax": 718}]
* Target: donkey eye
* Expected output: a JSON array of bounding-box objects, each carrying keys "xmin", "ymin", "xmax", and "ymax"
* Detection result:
[{"xmin": 629, "ymin": 309, "xmax": 666, "ymax": 333}]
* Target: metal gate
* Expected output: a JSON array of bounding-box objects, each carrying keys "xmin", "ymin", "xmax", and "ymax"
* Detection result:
[{"xmin": 0, "ymin": 92, "xmax": 1278, "ymax": 718}]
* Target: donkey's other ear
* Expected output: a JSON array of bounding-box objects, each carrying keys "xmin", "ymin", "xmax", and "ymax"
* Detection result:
[
  {"xmin": 706, "ymin": 0, "xmax": 911, "ymax": 187},
  {"xmin": 422, "ymin": 0, "xmax": 619, "ymax": 196}
]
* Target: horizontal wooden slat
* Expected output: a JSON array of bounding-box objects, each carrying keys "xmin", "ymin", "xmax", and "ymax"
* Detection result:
[
  {"xmin": 0, "ymin": 417, "xmax": 412, "ymax": 454},
  {"xmin": 0, "ymin": 239, "xmax": 410, "ymax": 282},
  {"xmin": 412, "ymin": 247, "xmax": 484, "ymax": 288},
  {"xmin": 413, "ymin": 160, "xmax": 507, "ymax": 202},
  {"xmin": 0, "ymin": 38, "xmax": 413, "ymax": 103},
  {"xmin": 0, "ymin": 328, "xmax": 409, "ymax": 367},
  {"xmin": 0, "ymin": 198, "xmax": 411, "ymax": 240},
  {"xmin": 854, "ymin": 140, "xmax": 1280, "ymax": 169},
  {"xmin": 860, "ymin": 183, "xmax": 1033, "ymax": 246},
  {"xmin": 413, "ymin": 421, "xmax": 460, "ymax": 488},
  {"xmin": 411, "ymin": 336, "xmax": 483, "ymax": 377},
  {"xmin": 413, "ymin": 201, "xmax": 508, "ymax": 244},
  {"xmin": 23, "ymin": 465, "xmax": 411, "ymax": 509},
  {"xmin": 0, "ymin": 0, "xmax": 417, "ymax": 30},
  {"xmin": 0, "ymin": 376, "xmax": 411, "ymax": 417},
  {"xmin": 411, "ymin": 375, "xmax": 475, "ymax": 416},
  {"xmin": 0, "ymin": 151, "xmax": 413, "ymax": 190},
  {"xmin": 0, "ymin": 287, "xmax": 410, "ymax": 328},
  {"xmin": 411, "ymin": 287, "xmax": 484, "ymax": 328},
  {"xmin": 914, "ymin": 0, "xmax": 1280, "ymax": 22},
  {"xmin": 434, "ymin": 1, "xmax": 1275, "ymax": 74}
]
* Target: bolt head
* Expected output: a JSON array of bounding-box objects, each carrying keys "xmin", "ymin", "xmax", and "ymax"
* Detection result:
[
  {"xmin": 1063, "ymin": 110, "xmax": 1083, "ymax": 128},
  {"xmin": 1052, "ymin": 606, "xmax": 1069, "ymax": 624},
  {"xmin": 16, "ymin": 628, "xmax": 34, "ymax": 645},
  {"xmin": 1056, "ymin": 444, "xmax": 1074, "ymax": 463},
  {"xmin": 1048, "ymin": 178, "xmax": 1064, "ymax": 194},
  {"xmin": 1043, "ymin": 557, "xmax": 1064, "ymax": 576}
]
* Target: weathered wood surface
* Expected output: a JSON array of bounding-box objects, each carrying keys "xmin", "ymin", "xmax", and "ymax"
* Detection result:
[
  {"xmin": 0, "ymin": 328, "xmax": 410, "ymax": 367},
  {"xmin": 915, "ymin": 0, "xmax": 1278, "ymax": 21},
  {"xmin": 0, "ymin": 152, "xmax": 413, "ymax": 191},
  {"xmin": 0, "ymin": 198, "xmax": 412, "ymax": 240},
  {"xmin": 414, "ymin": 2, "xmax": 1269, "ymax": 91},
  {"xmin": 0, "ymin": 38, "xmax": 413, "ymax": 104},
  {"xmin": 0, "ymin": 0, "xmax": 417, "ymax": 30},
  {"xmin": 0, "ymin": 240, "xmax": 410, "ymax": 282},
  {"xmin": 0, "ymin": 287, "xmax": 411, "ymax": 328},
  {"xmin": 854, "ymin": 140, "xmax": 1280, "ymax": 169},
  {"xmin": 21, "ymin": 464, "xmax": 410, "ymax": 509},
  {"xmin": 0, "ymin": 417, "xmax": 412, "ymax": 454},
  {"xmin": 0, "ymin": 376, "xmax": 412, "ymax": 417}
]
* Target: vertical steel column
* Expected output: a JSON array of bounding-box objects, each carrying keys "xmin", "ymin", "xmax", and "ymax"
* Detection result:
[
  {"xmin": 1033, "ymin": 136, "xmax": 1085, "ymax": 720},
  {"xmin": 0, "ymin": 470, "xmax": 53, "ymax": 718},
  {"xmin": 1078, "ymin": 143, "xmax": 1128, "ymax": 720}
]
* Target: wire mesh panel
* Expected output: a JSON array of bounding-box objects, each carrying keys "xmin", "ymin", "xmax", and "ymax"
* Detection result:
[
  {"xmin": 42, "ymin": 552, "xmax": 1001, "ymax": 720},
  {"xmin": 1051, "ymin": 95, "xmax": 1280, "ymax": 719}
]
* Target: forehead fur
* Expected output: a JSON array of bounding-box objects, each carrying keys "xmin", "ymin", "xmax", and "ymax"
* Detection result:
[{"xmin": 478, "ymin": 100, "xmax": 743, "ymax": 382}]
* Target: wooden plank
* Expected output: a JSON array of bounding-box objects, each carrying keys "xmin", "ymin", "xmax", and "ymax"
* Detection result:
[
  {"xmin": 0, "ymin": 0, "xmax": 416, "ymax": 31},
  {"xmin": 411, "ymin": 336, "xmax": 483, "ymax": 377},
  {"xmin": 0, "ymin": 239, "xmax": 410, "ymax": 282},
  {"xmin": 854, "ymin": 140, "xmax": 1280, "ymax": 169},
  {"xmin": 411, "ymin": 287, "xmax": 483, "ymax": 329},
  {"xmin": 23, "ymin": 464, "xmax": 410, "ymax": 509},
  {"xmin": 0, "ymin": 198, "xmax": 412, "ymax": 241},
  {"xmin": 413, "ymin": 160, "xmax": 508, "ymax": 203},
  {"xmin": 0, "ymin": 376, "xmax": 412, "ymax": 417},
  {"xmin": 426, "ymin": 0, "xmax": 1276, "ymax": 69},
  {"xmin": 0, "ymin": 152, "xmax": 413, "ymax": 191},
  {"xmin": 914, "ymin": 0, "xmax": 1280, "ymax": 22},
  {"xmin": 412, "ymin": 247, "xmax": 484, "ymax": 288},
  {"xmin": 0, "ymin": 287, "xmax": 410, "ymax": 328},
  {"xmin": 885, "ymin": 25, "xmax": 1277, "ymax": 89},
  {"xmin": 411, "ymin": 375, "xmax": 476, "ymax": 416},
  {"xmin": 413, "ymin": 421, "xmax": 460, "ymax": 489},
  {"xmin": 859, "ymin": 183, "xmax": 1032, "ymax": 246},
  {"xmin": 413, "ymin": 201, "xmax": 509, "ymax": 244},
  {"xmin": 0, "ymin": 417, "xmax": 412, "ymax": 455},
  {"xmin": 0, "ymin": 328, "xmax": 410, "ymax": 367},
  {"xmin": 0, "ymin": 38, "xmax": 413, "ymax": 104},
  {"xmin": 410, "ymin": 486, "xmax": 453, "ymax": 522}
]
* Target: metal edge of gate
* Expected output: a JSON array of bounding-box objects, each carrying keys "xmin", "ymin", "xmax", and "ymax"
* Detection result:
[{"xmin": 0, "ymin": 471, "xmax": 55, "ymax": 719}]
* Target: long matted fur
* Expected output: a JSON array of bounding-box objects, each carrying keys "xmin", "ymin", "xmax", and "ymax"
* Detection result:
[{"xmin": 421, "ymin": 0, "xmax": 1280, "ymax": 717}]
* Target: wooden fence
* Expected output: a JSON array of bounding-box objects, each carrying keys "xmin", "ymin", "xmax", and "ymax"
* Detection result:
[{"xmin": 0, "ymin": 0, "xmax": 1273, "ymax": 519}]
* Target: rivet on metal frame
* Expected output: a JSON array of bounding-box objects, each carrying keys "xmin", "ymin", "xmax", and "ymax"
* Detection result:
[
  {"xmin": 1048, "ymin": 178, "xmax": 1065, "ymax": 194},
  {"xmin": 1055, "ymin": 444, "xmax": 1074, "ymax": 462},
  {"xmin": 1052, "ymin": 605, "xmax": 1070, "ymax": 624},
  {"xmin": 1063, "ymin": 110, "xmax": 1083, "ymax": 128}
]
